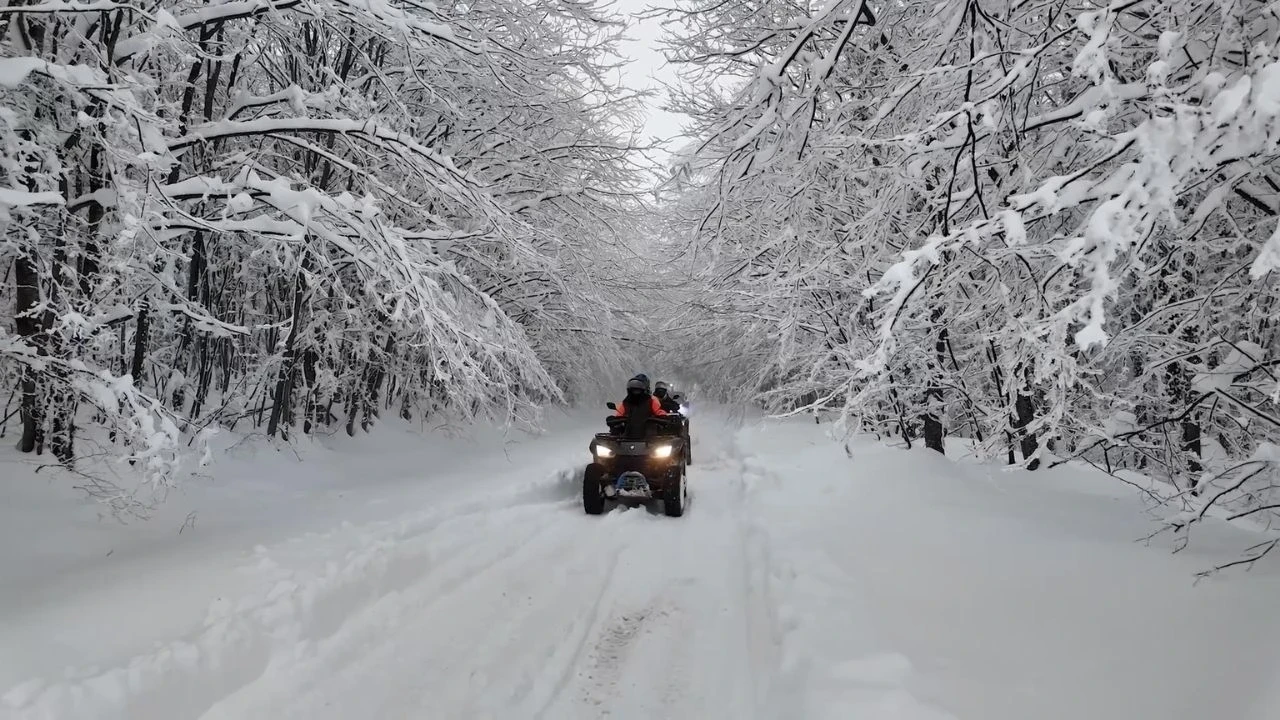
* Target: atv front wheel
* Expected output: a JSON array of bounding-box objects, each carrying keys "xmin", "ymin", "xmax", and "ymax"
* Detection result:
[
  {"xmin": 583, "ymin": 463, "xmax": 606, "ymax": 515},
  {"xmin": 663, "ymin": 466, "xmax": 687, "ymax": 517}
]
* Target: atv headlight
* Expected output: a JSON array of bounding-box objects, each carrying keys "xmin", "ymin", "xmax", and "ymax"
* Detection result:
[
  {"xmin": 594, "ymin": 445, "xmax": 614, "ymax": 458},
  {"xmin": 652, "ymin": 445, "xmax": 674, "ymax": 459}
]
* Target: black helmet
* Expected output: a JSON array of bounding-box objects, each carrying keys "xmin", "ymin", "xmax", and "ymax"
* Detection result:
[
  {"xmin": 626, "ymin": 376, "xmax": 649, "ymax": 394},
  {"xmin": 653, "ymin": 381, "xmax": 669, "ymax": 398}
]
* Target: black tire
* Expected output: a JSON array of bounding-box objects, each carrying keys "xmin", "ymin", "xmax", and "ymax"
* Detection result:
[
  {"xmin": 663, "ymin": 466, "xmax": 686, "ymax": 517},
  {"xmin": 583, "ymin": 464, "xmax": 605, "ymax": 515}
]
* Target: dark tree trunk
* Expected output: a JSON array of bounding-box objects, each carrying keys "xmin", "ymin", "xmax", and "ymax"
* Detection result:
[
  {"xmin": 49, "ymin": 391, "xmax": 75, "ymax": 463},
  {"xmin": 130, "ymin": 299, "xmax": 149, "ymax": 386},
  {"xmin": 1183, "ymin": 419, "xmax": 1203, "ymax": 493},
  {"xmin": 922, "ymin": 413, "xmax": 945, "ymax": 454},
  {"xmin": 1013, "ymin": 391, "xmax": 1040, "ymax": 470},
  {"xmin": 344, "ymin": 369, "xmax": 362, "ymax": 437},
  {"xmin": 922, "ymin": 321, "xmax": 947, "ymax": 455},
  {"xmin": 301, "ymin": 347, "xmax": 319, "ymax": 434},
  {"xmin": 268, "ymin": 267, "xmax": 309, "ymax": 438},
  {"xmin": 886, "ymin": 372, "xmax": 912, "ymax": 449},
  {"xmin": 1165, "ymin": 345, "xmax": 1203, "ymax": 489},
  {"xmin": 986, "ymin": 340, "xmax": 1015, "ymax": 464},
  {"xmin": 361, "ymin": 334, "xmax": 395, "ymax": 432},
  {"xmin": 174, "ymin": 230, "xmax": 207, "ymax": 411},
  {"xmin": 14, "ymin": 254, "xmax": 43, "ymax": 454}
]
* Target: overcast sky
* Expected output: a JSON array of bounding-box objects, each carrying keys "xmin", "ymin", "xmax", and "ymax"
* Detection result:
[{"xmin": 612, "ymin": 0, "xmax": 689, "ymax": 157}]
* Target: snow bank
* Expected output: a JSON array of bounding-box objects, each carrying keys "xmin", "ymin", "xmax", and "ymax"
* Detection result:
[
  {"xmin": 1, "ymin": 413, "xmax": 593, "ymax": 719},
  {"xmin": 5, "ymin": 484, "xmax": 580, "ymax": 720},
  {"xmin": 732, "ymin": 425, "xmax": 957, "ymax": 719},
  {"xmin": 737, "ymin": 419, "xmax": 1280, "ymax": 720}
]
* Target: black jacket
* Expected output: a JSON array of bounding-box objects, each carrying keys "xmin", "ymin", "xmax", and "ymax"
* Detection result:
[{"xmin": 620, "ymin": 393, "xmax": 655, "ymax": 439}]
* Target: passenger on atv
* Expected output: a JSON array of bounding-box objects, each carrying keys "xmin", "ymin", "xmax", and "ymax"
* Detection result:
[
  {"xmin": 592, "ymin": 376, "xmax": 688, "ymax": 516},
  {"xmin": 605, "ymin": 377, "xmax": 692, "ymax": 467},
  {"xmin": 609, "ymin": 375, "xmax": 668, "ymax": 439},
  {"xmin": 653, "ymin": 381, "xmax": 681, "ymax": 413}
]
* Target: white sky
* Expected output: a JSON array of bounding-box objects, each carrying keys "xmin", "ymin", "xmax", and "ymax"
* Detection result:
[{"xmin": 611, "ymin": 0, "xmax": 690, "ymax": 159}]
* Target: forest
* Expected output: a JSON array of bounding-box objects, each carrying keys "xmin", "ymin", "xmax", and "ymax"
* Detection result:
[{"xmin": 3, "ymin": 0, "xmax": 1279, "ymax": 559}]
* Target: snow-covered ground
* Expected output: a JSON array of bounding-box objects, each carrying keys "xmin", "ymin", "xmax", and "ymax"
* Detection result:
[{"xmin": 4, "ymin": 409, "xmax": 1280, "ymax": 719}]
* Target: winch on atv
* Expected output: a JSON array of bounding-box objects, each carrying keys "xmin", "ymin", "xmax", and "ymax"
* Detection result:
[{"xmin": 582, "ymin": 402, "xmax": 689, "ymax": 517}]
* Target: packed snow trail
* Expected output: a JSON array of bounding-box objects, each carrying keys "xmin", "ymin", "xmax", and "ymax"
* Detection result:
[
  {"xmin": 200, "ymin": 448, "xmax": 770, "ymax": 720},
  {"xmin": 4, "ymin": 410, "xmax": 1280, "ymax": 719},
  {"xmin": 190, "ymin": 419, "xmax": 951, "ymax": 720}
]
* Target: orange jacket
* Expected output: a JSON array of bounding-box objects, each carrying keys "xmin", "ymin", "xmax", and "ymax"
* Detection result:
[{"xmin": 615, "ymin": 396, "xmax": 668, "ymax": 417}]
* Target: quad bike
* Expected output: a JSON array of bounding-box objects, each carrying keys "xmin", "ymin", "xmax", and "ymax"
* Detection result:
[
  {"xmin": 619, "ymin": 401, "xmax": 691, "ymax": 469},
  {"xmin": 669, "ymin": 393, "xmax": 692, "ymax": 466},
  {"xmin": 583, "ymin": 404, "xmax": 688, "ymax": 517}
]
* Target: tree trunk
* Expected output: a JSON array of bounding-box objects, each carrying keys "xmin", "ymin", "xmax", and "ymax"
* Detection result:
[
  {"xmin": 922, "ymin": 413, "xmax": 945, "ymax": 453},
  {"xmin": 14, "ymin": 254, "xmax": 43, "ymax": 453},
  {"xmin": 922, "ymin": 321, "xmax": 947, "ymax": 455},
  {"xmin": 1166, "ymin": 347, "xmax": 1202, "ymax": 489},
  {"xmin": 886, "ymin": 372, "xmax": 912, "ymax": 449},
  {"xmin": 301, "ymin": 347, "xmax": 319, "ymax": 434},
  {"xmin": 174, "ymin": 230, "xmax": 207, "ymax": 411},
  {"xmin": 268, "ymin": 267, "xmax": 310, "ymax": 438},
  {"xmin": 1013, "ymin": 390, "xmax": 1039, "ymax": 470},
  {"xmin": 131, "ymin": 300, "xmax": 149, "ymax": 386},
  {"xmin": 361, "ymin": 334, "xmax": 395, "ymax": 432},
  {"xmin": 344, "ymin": 369, "xmax": 362, "ymax": 437},
  {"xmin": 49, "ymin": 391, "xmax": 75, "ymax": 464}
]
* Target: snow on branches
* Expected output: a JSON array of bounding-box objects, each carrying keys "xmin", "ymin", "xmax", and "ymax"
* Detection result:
[
  {"xmin": 662, "ymin": 0, "xmax": 1280, "ymax": 554},
  {"xmin": 0, "ymin": 0, "xmax": 646, "ymax": 509}
]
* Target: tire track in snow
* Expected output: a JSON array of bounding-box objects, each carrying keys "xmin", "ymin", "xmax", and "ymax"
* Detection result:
[
  {"xmin": 593, "ymin": 592, "xmax": 699, "ymax": 718},
  {"xmin": 448, "ymin": 513, "xmax": 624, "ymax": 717},
  {"xmin": 726, "ymin": 428, "xmax": 783, "ymax": 718},
  {"xmin": 578, "ymin": 603, "xmax": 661, "ymax": 707},
  {"xmin": 195, "ymin": 418, "xmax": 788, "ymax": 720},
  {"xmin": 2, "ymin": 470, "xmax": 586, "ymax": 720},
  {"xmin": 527, "ymin": 521, "xmax": 631, "ymax": 720},
  {"xmin": 242, "ymin": 422, "xmax": 784, "ymax": 720},
  {"xmin": 387, "ymin": 510, "xmax": 617, "ymax": 718},
  {"xmin": 200, "ymin": 497, "xmax": 591, "ymax": 720},
  {"xmin": 529, "ymin": 431, "xmax": 771, "ymax": 720}
]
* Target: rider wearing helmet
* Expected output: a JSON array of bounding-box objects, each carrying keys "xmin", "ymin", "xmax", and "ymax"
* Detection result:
[
  {"xmin": 652, "ymin": 381, "xmax": 682, "ymax": 413},
  {"xmin": 614, "ymin": 374, "xmax": 668, "ymax": 419}
]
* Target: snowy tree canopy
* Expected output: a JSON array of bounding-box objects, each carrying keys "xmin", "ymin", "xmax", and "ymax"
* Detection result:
[
  {"xmin": 1, "ymin": 0, "xmax": 650, "ymax": 510},
  {"xmin": 657, "ymin": 0, "xmax": 1280, "ymax": 554},
  {"xmin": 6, "ymin": 0, "xmax": 1280, "ymax": 557}
]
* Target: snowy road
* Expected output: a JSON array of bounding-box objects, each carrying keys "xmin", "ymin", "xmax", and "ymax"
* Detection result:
[
  {"xmin": 2, "ymin": 413, "xmax": 781, "ymax": 720},
  {"xmin": 201, "ymin": 432, "xmax": 773, "ymax": 720},
  {"xmin": 5, "ymin": 411, "xmax": 1280, "ymax": 720}
]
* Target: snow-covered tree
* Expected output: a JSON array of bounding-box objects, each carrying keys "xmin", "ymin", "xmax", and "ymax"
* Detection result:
[
  {"xmin": 1, "ymin": 0, "xmax": 647, "ymax": 510},
  {"xmin": 661, "ymin": 0, "xmax": 1280, "ymax": 561}
]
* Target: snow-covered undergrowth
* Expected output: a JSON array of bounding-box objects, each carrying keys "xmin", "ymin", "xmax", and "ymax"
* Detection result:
[
  {"xmin": 4, "ymin": 410, "xmax": 1280, "ymax": 719},
  {"xmin": 737, "ymin": 420, "xmax": 1280, "ymax": 720}
]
